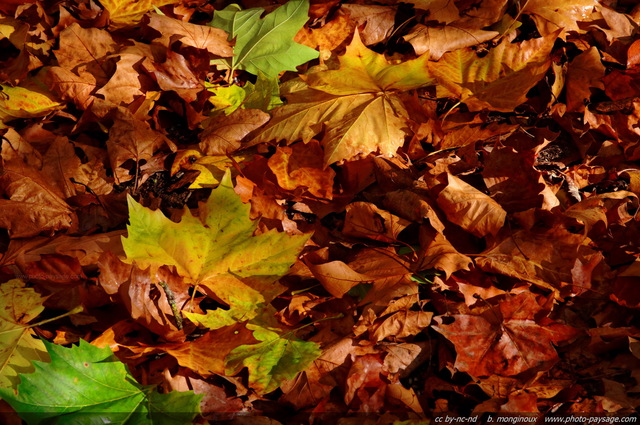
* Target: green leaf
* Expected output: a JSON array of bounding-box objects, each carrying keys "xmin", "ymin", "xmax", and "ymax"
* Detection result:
[
  {"xmin": 210, "ymin": 0, "xmax": 318, "ymax": 78},
  {"xmin": 206, "ymin": 82, "xmax": 246, "ymax": 115},
  {"xmin": 243, "ymin": 71, "xmax": 284, "ymax": 111},
  {"xmin": 0, "ymin": 339, "xmax": 202, "ymax": 425},
  {"xmin": 183, "ymin": 282, "xmax": 264, "ymax": 330},
  {"xmin": 225, "ymin": 324, "xmax": 321, "ymax": 393},
  {"xmin": 0, "ymin": 280, "xmax": 49, "ymax": 389},
  {"xmin": 122, "ymin": 170, "xmax": 310, "ymax": 303}
]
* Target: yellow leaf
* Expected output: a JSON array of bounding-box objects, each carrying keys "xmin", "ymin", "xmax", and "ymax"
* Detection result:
[
  {"xmin": 302, "ymin": 30, "xmax": 434, "ymax": 94},
  {"xmin": 100, "ymin": 0, "xmax": 180, "ymax": 27},
  {"xmin": 0, "ymin": 76, "xmax": 63, "ymax": 127},
  {"xmin": 251, "ymin": 31, "xmax": 435, "ymax": 165}
]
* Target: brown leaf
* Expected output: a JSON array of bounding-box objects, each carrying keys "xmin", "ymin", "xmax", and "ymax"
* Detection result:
[
  {"xmin": 163, "ymin": 324, "xmax": 257, "ymax": 377},
  {"xmin": 54, "ymin": 23, "xmax": 117, "ymax": 85},
  {"xmin": 147, "ymin": 50, "xmax": 202, "ymax": 103},
  {"xmin": 404, "ymin": 24, "xmax": 498, "ymax": 60},
  {"xmin": 106, "ymin": 107, "xmax": 170, "ymax": 183},
  {"xmin": 383, "ymin": 189, "xmax": 446, "ymax": 232},
  {"xmin": 433, "ymin": 292, "xmax": 580, "ymax": 377},
  {"xmin": 481, "ymin": 145, "xmax": 547, "ymax": 213},
  {"xmin": 343, "ymin": 202, "xmax": 411, "ymax": 243},
  {"xmin": 566, "ymin": 47, "xmax": 605, "ymax": 112},
  {"xmin": 147, "ymin": 13, "xmax": 233, "ymax": 57},
  {"xmin": 198, "ymin": 109, "xmax": 269, "ymax": 155},
  {"xmin": 44, "ymin": 66, "xmax": 97, "ymax": 110},
  {"xmin": 267, "ymin": 140, "xmax": 335, "ymax": 199},
  {"xmin": 417, "ymin": 225, "xmax": 472, "ymax": 278},
  {"xmin": 476, "ymin": 225, "xmax": 606, "ymax": 296},
  {"xmin": 0, "ymin": 163, "xmax": 75, "ymax": 238},
  {"xmin": 341, "ymin": 4, "xmax": 395, "ymax": 45},
  {"xmin": 429, "ymin": 32, "xmax": 557, "ymax": 112},
  {"xmin": 436, "ymin": 173, "xmax": 506, "ymax": 238},
  {"xmin": 96, "ymin": 44, "xmax": 155, "ymax": 105},
  {"xmin": 370, "ymin": 310, "xmax": 433, "ymax": 342},
  {"xmin": 280, "ymin": 337, "xmax": 354, "ymax": 409},
  {"xmin": 294, "ymin": 11, "xmax": 354, "ymax": 52}
]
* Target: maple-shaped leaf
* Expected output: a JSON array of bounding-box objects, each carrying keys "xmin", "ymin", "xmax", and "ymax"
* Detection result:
[
  {"xmin": 433, "ymin": 292, "xmax": 580, "ymax": 377},
  {"xmin": 210, "ymin": 0, "xmax": 319, "ymax": 78},
  {"xmin": 429, "ymin": 32, "xmax": 557, "ymax": 111},
  {"xmin": 122, "ymin": 170, "xmax": 310, "ymax": 301},
  {"xmin": 224, "ymin": 324, "xmax": 322, "ymax": 394},
  {"xmin": 251, "ymin": 31, "xmax": 435, "ymax": 165},
  {"xmin": 0, "ymin": 280, "xmax": 49, "ymax": 389},
  {"xmin": 0, "ymin": 339, "xmax": 202, "ymax": 424}
]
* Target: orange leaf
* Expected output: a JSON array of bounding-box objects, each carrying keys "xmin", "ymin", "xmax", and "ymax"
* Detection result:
[{"xmin": 267, "ymin": 140, "xmax": 335, "ymax": 199}]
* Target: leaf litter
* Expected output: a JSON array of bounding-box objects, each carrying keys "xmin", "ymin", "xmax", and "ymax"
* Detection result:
[{"xmin": 1, "ymin": 0, "xmax": 640, "ymax": 424}]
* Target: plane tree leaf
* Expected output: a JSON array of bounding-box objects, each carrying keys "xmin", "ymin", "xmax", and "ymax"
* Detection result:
[
  {"xmin": 250, "ymin": 31, "xmax": 435, "ymax": 165},
  {"xmin": 210, "ymin": 0, "xmax": 319, "ymax": 78},
  {"xmin": 429, "ymin": 32, "xmax": 557, "ymax": 111},
  {"xmin": 0, "ymin": 339, "xmax": 202, "ymax": 425},
  {"xmin": 224, "ymin": 324, "xmax": 322, "ymax": 394},
  {"xmin": 121, "ymin": 170, "xmax": 310, "ymax": 303},
  {"xmin": 432, "ymin": 292, "xmax": 580, "ymax": 377},
  {"xmin": 0, "ymin": 279, "xmax": 48, "ymax": 389}
]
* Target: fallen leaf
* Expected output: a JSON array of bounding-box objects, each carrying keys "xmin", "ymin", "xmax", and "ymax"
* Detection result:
[
  {"xmin": 436, "ymin": 173, "xmax": 506, "ymax": 238},
  {"xmin": 476, "ymin": 225, "xmax": 604, "ymax": 296},
  {"xmin": 343, "ymin": 202, "xmax": 411, "ymax": 243},
  {"xmin": 429, "ymin": 32, "xmax": 557, "ymax": 111},
  {"xmin": 122, "ymin": 170, "xmax": 310, "ymax": 305},
  {"xmin": 0, "ymin": 279, "xmax": 48, "ymax": 388},
  {"xmin": 101, "ymin": 0, "xmax": 181, "ymax": 27},
  {"xmin": 267, "ymin": 140, "xmax": 335, "ymax": 199},
  {"xmin": 225, "ymin": 324, "xmax": 322, "ymax": 394},
  {"xmin": 147, "ymin": 13, "xmax": 232, "ymax": 57},
  {"xmin": 210, "ymin": 0, "xmax": 318, "ymax": 78},
  {"xmin": 0, "ymin": 339, "xmax": 202, "ymax": 424},
  {"xmin": 251, "ymin": 31, "xmax": 435, "ymax": 164},
  {"xmin": 404, "ymin": 24, "xmax": 498, "ymax": 60},
  {"xmin": 433, "ymin": 292, "xmax": 580, "ymax": 377},
  {"xmin": 521, "ymin": 0, "xmax": 598, "ymax": 36},
  {"xmin": 199, "ymin": 108, "xmax": 270, "ymax": 155}
]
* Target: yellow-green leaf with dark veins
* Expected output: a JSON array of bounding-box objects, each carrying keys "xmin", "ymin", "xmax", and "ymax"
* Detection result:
[
  {"xmin": 0, "ymin": 279, "xmax": 49, "ymax": 388},
  {"xmin": 225, "ymin": 324, "xmax": 322, "ymax": 394},
  {"xmin": 122, "ymin": 170, "xmax": 310, "ymax": 304},
  {"xmin": 250, "ymin": 31, "xmax": 434, "ymax": 165}
]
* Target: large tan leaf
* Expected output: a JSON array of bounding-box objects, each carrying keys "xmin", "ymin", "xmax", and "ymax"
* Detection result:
[
  {"xmin": 251, "ymin": 31, "xmax": 434, "ymax": 165},
  {"xmin": 429, "ymin": 32, "xmax": 557, "ymax": 111}
]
